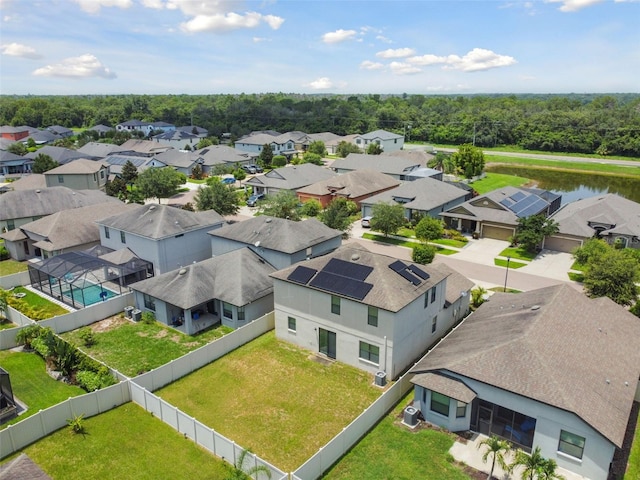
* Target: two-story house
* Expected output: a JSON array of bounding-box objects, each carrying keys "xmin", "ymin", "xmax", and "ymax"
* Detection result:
[{"xmin": 43, "ymin": 159, "xmax": 109, "ymax": 191}]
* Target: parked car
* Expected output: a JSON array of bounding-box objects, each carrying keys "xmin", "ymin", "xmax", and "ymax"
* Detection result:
[
  {"xmin": 246, "ymin": 193, "xmax": 265, "ymax": 207},
  {"xmin": 249, "ymin": 164, "xmax": 263, "ymax": 173},
  {"xmin": 361, "ymin": 216, "xmax": 372, "ymax": 227},
  {"xmin": 242, "ymin": 165, "xmax": 257, "ymax": 174},
  {"xmin": 221, "ymin": 177, "xmax": 236, "ymax": 185}
]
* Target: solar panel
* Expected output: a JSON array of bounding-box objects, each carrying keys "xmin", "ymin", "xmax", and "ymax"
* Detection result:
[
  {"xmin": 499, "ymin": 198, "xmax": 514, "ymax": 208},
  {"xmin": 287, "ymin": 266, "xmax": 317, "ymax": 285},
  {"xmin": 309, "ymin": 271, "xmax": 373, "ymax": 300},
  {"xmin": 511, "ymin": 195, "xmax": 537, "ymax": 214},
  {"xmin": 389, "ymin": 260, "xmax": 407, "ymax": 272},
  {"xmin": 398, "ymin": 269, "xmax": 421, "ymax": 286},
  {"xmin": 517, "ymin": 198, "xmax": 548, "ymax": 218},
  {"xmin": 511, "ymin": 191, "xmax": 526, "ymax": 202},
  {"xmin": 324, "ymin": 257, "xmax": 373, "ymax": 281},
  {"xmin": 407, "ymin": 264, "xmax": 430, "ymax": 280}
]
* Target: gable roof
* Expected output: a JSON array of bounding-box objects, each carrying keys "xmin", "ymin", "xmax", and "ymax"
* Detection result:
[
  {"xmin": 153, "ymin": 130, "xmax": 198, "ymax": 142},
  {"xmin": 245, "ymin": 163, "xmax": 337, "ymax": 191},
  {"xmin": 89, "ymin": 124, "xmax": 113, "ymax": 133},
  {"xmin": 429, "ymin": 263, "xmax": 475, "ymax": 306},
  {"xmin": 118, "ymin": 139, "xmax": 173, "ymax": 155},
  {"xmin": 152, "ymin": 149, "xmax": 199, "ymax": 169},
  {"xmin": 194, "ymin": 145, "xmax": 255, "ymax": 165},
  {"xmin": 209, "ymin": 216, "xmax": 342, "ymax": 254},
  {"xmin": 44, "ymin": 158, "xmax": 107, "ymax": 175},
  {"xmin": 410, "ymin": 284, "xmax": 640, "ymax": 448},
  {"xmin": 130, "ymin": 248, "xmax": 275, "ymax": 308},
  {"xmin": 97, "ymin": 203, "xmax": 224, "ymax": 239},
  {"xmin": 331, "ymin": 153, "xmax": 423, "ymax": 177},
  {"xmin": 271, "ymin": 244, "xmax": 449, "ymax": 311},
  {"xmin": 296, "ymin": 169, "xmax": 400, "ymax": 198},
  {"xmin": 360, "ymin": 177, "xmax": 469, "ymax": 211},
  {"xmin": 0, "ymin": 173, "xmax": 46, "ymax": 191},
  {"xmin": 24, "ymin": 146, "xmax": 90, "ymax": 164},
  {"xmin": 77, "ymin": 141, "xmax": 126, "ymax": 158},
  {"xmin": 356, "ymin": 129, "xmax": 403, "ymax": 141},
  {"xmin": 550, "ymin": 193, "xmax": 640, "ymax": 238}
]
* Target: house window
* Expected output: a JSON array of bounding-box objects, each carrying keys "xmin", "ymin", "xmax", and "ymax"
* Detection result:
[
  {"xmin": 430, "ymin": 391, "xmax": 450, "ymax": 417},
  {"xmin": 6, "ymin": 219, "xmax": 15, "ymax": 231},
  {"xmin": 558, "ymin": 430, "xmax": 585, "ymax": 459},
  {"xmin": 431, "ymin": 286, "xmax": 437, "ymax": 304},
  {"xmin": 104, "ymin": 226, "xmax": 110, "ymax": 239},
  {"xmin": 143, "ymin": 294, "xmax": 155, "ymax": 311},
  {"xmin": 93, "ymin": 173, "xmax": 97, "ymax": 181},
  {"xmin": 120, "ymin": 231, "xmax": 126, "ymax": 243},
  {"xmin": 432, "ymin": 315, "xmax": 437, "ymax": 334},
  {"xmin": 223, "ymin": 302, "xmax": 233, "ymax": 319},
  {"xmin": 367, "ymin": 306, "xmax": 378, "ymax": 327},
  {"xmin": 359, "ymin": 341, "xmax": 379, "ymax": 365},
  {"xmin": 356, "ymin": 139, "xmax": 361, "ymax": 144},
  {"xmin": 331, "ymin": 295, "xmax": 341, "ymax": 315},
  {"xmin": 100, "ymin": 170, "xmax": 105, "ymax": 179},
  {"xmin": 424, "ymin": 290, "xmax": 429, "ymax": 308},
  {"xmin": 237, "ymin": 306, "xmax": 245, "ymax": 321},
  {"xmin": 456, "ymin": 401, "xmax": 467, "ymax": 418},
  {"xmin": 288, "ymin": 316, "xmax": 296, "ymax": 331},
  {"xmin": 58, "ymin": 175, "xmax": 64, "ymax": 184}
]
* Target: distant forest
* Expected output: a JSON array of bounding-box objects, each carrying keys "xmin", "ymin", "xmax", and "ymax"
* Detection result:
[{"xmin": 1, "ymin": 93, "xmax": 639, "ymax": 157}]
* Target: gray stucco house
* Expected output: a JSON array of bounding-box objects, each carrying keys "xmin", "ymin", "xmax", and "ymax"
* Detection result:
[
  {"xmin": 271, "ymin": 244, "xmax": 472, "ymax": 380},
  {"xmin": 330, "ymin": 153, "xmax": 423, "ymax": 180},
  {"xmin": 209, "ymin": 216, "xmax": 342, "ymax": 270},
  {"xmin": 245, "ymin": 163, "xmax": 337, "ymax": 197},
  {"xmin": 130, "ymin": 248, "xmax": 275, "ymax": 335},
  {"xmin": 409, "ymin": 284, "xmax": 640, "ymax": 480},
  {"xmin": 97, "ymin": 204, "xmax": 225, "ymax": 275},
  {"xmin": 353, "ymin": 129, "xmax": 404, "ymax": 153},
  {"xmin": 43, "ymin": 159, "xmax": 109, "ymax": 191}
]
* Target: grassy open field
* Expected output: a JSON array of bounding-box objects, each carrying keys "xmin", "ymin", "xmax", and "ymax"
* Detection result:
[
  {"xmin": 468, "ymin": 172, "xmax": 530, "ymax": 194},
  {"xmin": 0, "ymin": 259, "xmax": 29, "ymax": 276},
  {"xmin": 484, "ymin": 155, "xmax": 640, "ymax": 177}
]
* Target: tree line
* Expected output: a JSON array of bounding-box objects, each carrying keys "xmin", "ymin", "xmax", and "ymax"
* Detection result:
[{"xmin": 0, "ymin": 93, "xmax": 638, "ymax": 156}]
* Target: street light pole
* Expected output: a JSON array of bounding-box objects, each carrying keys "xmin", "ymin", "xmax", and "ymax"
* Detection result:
[{"xmin": 504, "ymin": 256, "xmax": 511, "ymax": 292}]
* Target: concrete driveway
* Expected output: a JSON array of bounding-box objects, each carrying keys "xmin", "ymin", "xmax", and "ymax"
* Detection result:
[
  {"xmin": 518, "ymin": 249, "xmax": 575, "ymax": 281},
  {"xmin": 453, "ymin": 238, "xmax": 510, "ymax": 265}
]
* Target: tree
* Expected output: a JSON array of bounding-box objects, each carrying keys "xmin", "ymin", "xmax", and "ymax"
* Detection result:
[
  {"xmin": 272, "ymin": 155, "xmax": 287, "ymax": 168},
  {"xmin": 191, "ymin": 164, "xmax": 204, "ymax": 180},
  {"xmin": 510, "ymin": 446, "xmax": 546, "ymax": 480},
  {"xmin": 136, "ymin": 167, "xmax": 184, "ymax": 203},
  {"xmin": 366, "ymin": 143, "xmax": 383, "ymax": 155},
  {"xmin": 32, "ymin": 153, "xmax": 59, "ymax": 173},
  {"xmin": 538, "ymin": 459, "xmax": 565, "ymax": 480},
  {"xmin": 370, "ymin": 202, "xmax": 405, "ymax": 237},
  {"xmin": 583, "ymin": 248, "xmax": 640, "ymax": 306},
  {"xmin": 183, "ymin": 143, "xmax": 192, "ymax": 151},
  {"xmin": 471, "ymin": 286, "xmax": 487, "ymax": 308},
  {"xmin": 514, "ymin": 215, "xmax": 559, "ymax": 253},
  {"xmin": 196, "ymin": 138, "xmax": 215, "ymax": 149},
  {"xmin": 26, "ymin": 137, "xmax": 37, "ymax": 149},
  {"xmin": 258, "ymin": 190, "xmax": 301, "ymax": 221},
  {"xmin": 572, "ymin": 238, "xmax": 609, "ymax": 266},
  {"xmin": 0, "ymin": 289, "xmax": 8, "ymax": 320},
  {"xmin": 451, "ymin": 143, "xmax": 485, "ymax": 178},
  {"xmin": 7, "ymin": 142, "xmax": 27, "ymax": 156},
  {"xmin": 478, "ymin": 435, "xmax": 511, "ymax": 480},
  {"xmin": 105, "ymin": 177, "xmax": 127, "ymax": 199},
  {"xmin": 227, "ymin": 448, "xmax": 271, "ymax": 480},
  {"xmin": 194, "ymin": 178, "xmax": 240, "ymax": 215},
  {"xmin": 259, "ymin": 143, "xmax": 274, "ymax": 169},
  {"xmin": 415, "ymin": 216, "xmax": 444, "ymax": 242},
  {"xmin": 307, "ymin": 140, "xmax": 327, "ymax": 156},
  {"xmin": 320, "ymin": 198, "xmax": 354, "ymax": 232},
  {"xmin": 233, "ymin": 168, "xmax": 246, "ymax": 182},
  {"xmin": 427, "ymin": 152, "xmax": 455, "ymax": 173},
  {"xmin": 300, "ymin": 199, "xmax": 322, "ymax": 217},
  {"xmin": 336, "ymin": 140, "xmax": 361, "ymax": 158},
  {"xmin": 302, "ymin": 152, "xmax": 323, "ymax": 165},
  {"xmin": 121, "ymin": 160, "xmax": 138, "ymax": 186},
  {"xmin": 412, "ymin": 244, "xmax": 437, "ymax": 265}
]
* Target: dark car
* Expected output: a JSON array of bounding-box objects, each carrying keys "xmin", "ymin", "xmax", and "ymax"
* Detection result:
[
  {"xmin": 246, "ymin": 193, "xmax": 265, "ymax": 207},
  {"xmin": 249, "ymin": 164, "xmax": 263, "ymax": 173},
  {"xmin": 221, "ymin": 177, "xmax": 236, "ymax": 184},
  {"xmin": 242, "ymin": 165, "xmax": 257, "ymax": 174}
]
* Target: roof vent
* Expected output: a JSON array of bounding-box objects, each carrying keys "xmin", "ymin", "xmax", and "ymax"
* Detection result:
[
  {"xmin": 530, "ymin": 305, "xmax": 540, "ymax": 311},
  {"xmin": 149, "ymin": 205, "xmax": 156, "ymax": 210},
  {"xmin": 265, "ymin": 218, "xmax": 272, "ymax": 223},
  {"xmin": 606, "ymin": 379, "xmax": 610, "ymax": 384},
  {"xmin": 178, "ymin": 268, "xmax": 187, "ymax": 275},
  {"xmin": 36, "ymin": 189, "xmax": 41, "ymax": 193},
  {"xmin": 351, "ymin": 253, "xmax": 360, "ymax": 261}
]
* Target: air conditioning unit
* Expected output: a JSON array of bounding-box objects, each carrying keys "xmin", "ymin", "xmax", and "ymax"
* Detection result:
[
  {"xmin": 374, "ymin": 371, "xmax": 387, "ymax": 387},
  {"xmin": 403, "ymin": 406, "xmax": 419, "ymax": 427},
  {"xmin": 124, "ymin": 306, "xmax": 134, "ymax": 318},
  {"xmin": 131, "ymin": 309, "xmax": 142, "ymax": 322}
]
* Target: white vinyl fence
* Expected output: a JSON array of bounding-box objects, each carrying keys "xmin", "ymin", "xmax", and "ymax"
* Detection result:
[{"xmin": 0, "ymin": 271, "xmax": 30, "ymax": 290}]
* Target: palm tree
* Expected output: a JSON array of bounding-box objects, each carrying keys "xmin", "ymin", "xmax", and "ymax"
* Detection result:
[
  {"xmin": 510, "ymin": 446, "xmax": 546, "ymax": 480},
  {"xmin": 538, "ymin": 458, "xmax": 565, "ymax": 480},
  {"xmin": 227, "ymin": 448, "xmax": 272, "ymax": 480},
  {"xmin": 478, "ymin": 435, "xmax": 511, "ymax": 480}
]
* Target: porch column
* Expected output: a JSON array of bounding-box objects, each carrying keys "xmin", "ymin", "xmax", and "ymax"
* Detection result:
[{"xmin": 184, "ymin": 309, "xmax": 194, "ymax": 335}]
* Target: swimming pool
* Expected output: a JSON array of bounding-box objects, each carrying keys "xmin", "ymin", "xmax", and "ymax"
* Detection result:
[{"xmin": 62, "ymin": 283, "xmax": 118, "ymax": 307}]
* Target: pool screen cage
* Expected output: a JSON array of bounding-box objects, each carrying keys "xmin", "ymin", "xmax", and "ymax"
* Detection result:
[{"xmin": 28, "ymin": 248, "xmax": 152, "ymax": 309}]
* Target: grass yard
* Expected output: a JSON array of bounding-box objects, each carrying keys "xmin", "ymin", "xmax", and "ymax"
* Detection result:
[
  {"xmin": 0, "ymin": 349, "xmax": 86, "ymax": 429},
  {"xmin": 568, "ymin": 272, "xmax": 584, "ymax": 282},
  {"xmin": 361, "ymin": 233, "xmax": 457, "ymax": 255},
  {"xmin": 571, "ymin": 260, "xmax": 585, "ymax": 271},
  {"xmin": 7, "ymin": 287, "xmax": 69, "ymax": 319},
  {"xmin": 468, "ymin": 172, "xmax": 530, "ymax": 194},
  {"xmin": 2, "ymin": 403, "xmax": 231, "ymax": 480},
  {"xmin": 431, "ymin": 238, "xmax": 468, "ymax": 249},
  {"xmin": 61, "ymin": 316, "xmax": 233, "ymax": 377},
  {"xmin": 0, "ymin": 318, "xmax": 16, "ymax": 330},
  {"xmin": 323, "ymin": 393, "xmax": 472, "ymax": 480},
  {"xmin": 157, "ymin": 331, "xmax": 382, "ymax": 472},
  {"xmin": 498, "ymin": 247, "xmax": 538, "ymax": 262},
  {"xmin": 0, "ymin": 259, "xmax": 29, "ymax": 276},
  {"xmin": 626, "ymin": 411, "xmax": 640, "ymax": 480},
  {"xmin": 494, "ymin": 258, "xmax": 527, "ymax": 269},
  {"xmin": 485, "ymin": 155, "xmax": 640, "ymax": 177}
]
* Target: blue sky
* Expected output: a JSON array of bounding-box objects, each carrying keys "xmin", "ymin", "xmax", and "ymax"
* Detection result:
[{"xmin": 1, "ymin": 0, "xmax": 638, "ymax": 95}]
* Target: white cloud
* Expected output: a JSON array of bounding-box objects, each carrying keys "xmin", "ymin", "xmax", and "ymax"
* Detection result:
[
  {"xmin": 165, "ymin": 0, "xmax": 245, "ymax": 16},
  {"xmin": 180, "ymin": 11, "xmax": 284, "ymax": 33},
  {"xmin": 253, "ymin": 37, "xmax": 269, "ymax": 43},
  {"xmin": 1, "ymin": 42, "xmax": 41, "ymax": 59},
  {"xmin": 443, "ymin": 48, "xmax": 517, "ymax": 71},
  {"xmin": 72, "ymin": 0, "xmax": 132, "ymax": 14},
  {"xmin": 141, "ymin": 0, "xmax": 164, "ymax": 8},
  {"xmin": 376, "ymin": 48, "xmax": 416, "ymax": 59},
  {"xmin": 389, "ymin": 62, "xmax": 421, "ymax": 75},
  {"xmin": 322, "ymin": 29, "xmax": 357, "ymax": 44},
  {"xmin": 360, "ymin": 60, "xmax": 385, "ymax": 70},
  {"xmin": 307, "ymin": 77, "xmax": 336, "ymax": 90},
  {"xmin": 376, "ymin": 35, "xmax": 393, "ymax": 44},
  {"xmin": 33, "ymin": 54, "xmax": 117, "ymax": 79},
  {"xmin": 544, "ymin": 0, "xmax": 604, "ymax": 12},
  {"xmin": 406, "ymin": 54, "xmax": 448, "ymax": 66}
]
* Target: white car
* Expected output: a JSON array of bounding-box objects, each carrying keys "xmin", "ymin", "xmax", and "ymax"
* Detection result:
[{"xmin": 361, "ymin": 216, "xmax": 372, "ymax": 227}]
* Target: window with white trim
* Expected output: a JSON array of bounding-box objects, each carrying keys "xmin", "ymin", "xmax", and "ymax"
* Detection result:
[
  {"xmin": 237, "ymin": 306, "xmax": 245, "ymax": 321},
  {"xmin": 222, "ymin": 302, "xmax": 233, "ymax": 319},
  {"xmin": 288, "ymin": 316, "xmax": 296, "ymax": 331},
  {"xmin": 359, "ymin": 341, "xmax": 379, "ymax": 365},
  {"xmin": 104, "ymin": 226, "xmax": 110, "ymax": 239},
  {"xmin": 431, "ymin": 315, "xmax": 437, "ymax": 334},
  {"xmin": 331, "ymin": 295, "xmax": 340, "ymax": 315},
  {"xmin": 456, "ymin": 401, "xmax": 467, "ymax": 418},
  {"xmin": 143, "ymin": 294, "xmax": 155, "ymax": 311},
  {"xmin": 430, "ymin": 391, "xmax": 450, "ymax": 416},
  {"xmin": 367, "ymin": 306, "xmax": 378, "ymax": 327},
  {"xmin": 558, "ymin": 430, "xmax": 585, "ymax": 459}
]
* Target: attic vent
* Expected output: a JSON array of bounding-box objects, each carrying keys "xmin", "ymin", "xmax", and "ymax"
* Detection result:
[
  {"xmin": 530, "ymin": 305, "xmax": 540, "ymax": 311},
  {"xmin": 178, "ymin": 268, "xmax": 187, "ymax": 275},
  {"xmin": 351, "ymin": 254, "xmax": 360, "ymax": 261}
]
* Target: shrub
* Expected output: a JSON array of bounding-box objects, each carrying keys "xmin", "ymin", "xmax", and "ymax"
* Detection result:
[
  {"xmin": 471, "ymin": 286, "xmax": 488, "ymax": 308},
  {"xmin": 272, "ymin": 155, "xmax": 287, "ymax": 167},
  {"xmin": 67, "ymin": 414, "xmax": 86, "ymax": 435},
  {"xmin": 0, "ymin": 245, "xmax": 9, "ymax": 260},
  {"xmin": 141, "ymin": 311, "xmax": 156, "ymax": 324},
  {"xmin": 300, "ymin": 199, "xmax": 322, "ymax": 217},
  {"xmin": 15, "ymin": 324, "xmax": 44, "ymax": 349},
  {"xmin": 412, "ymin": 244, "xmax": 437, "ymax": 265},
  {"xmin": 78, "ymin": 327, "xmax": 96, "ymax": 347},
  {"xmin": 76, "ymin": 369, "xmax": 117, "ymax": 392},
  {"xmin": 31, "ymin": 336, "xmax": 52, "ymax": 359}
]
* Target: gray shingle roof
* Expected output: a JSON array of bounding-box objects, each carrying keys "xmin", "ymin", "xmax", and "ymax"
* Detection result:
[
  {"xmin": 360, "ymin": 177, "xmax": 468, "ymax": 211},
  {"xmin": 44, "ymin": 158, "xmax": 107, "ymax": 175},
  {"xmin": 77, "ymin": 142, "xmax": 126, "ymax": 158},
  {"xmin": 97, "ymin": 204, "xmax": 224, "ymax": 239},
  {"xmin": 357, "ymin": 129, "xmax": 403, "ymax": 140},
  {"xmin": 331, "ymin": 153, "xmax": 423, "ymax": 176},
  {"xmin": 0, "ymin": 174, "xmax": 46, "ymax": 191},
  {"xmin": 297, "ymin": 169, "xmax": 400, "ymax": 198},
  {"xmin": 271, "ymin": 244, "xmax": 449, "ymax": 311},
  {"xmin": 130, "ymin": 248, "xmax": 275, "ymax": 308},
  {"xmin": 209, "ymin": 216, "xmax": 342, "ymax": 254},
  {"xmin": 24, "ymin": 146, "xmax": 90, "ymax": 164},
  {"xmin": 118, "ymin": 139, "xmax": 173, "ymax": 155},
  {"xmin": 245, "ymin": 163, "xmax": 337, "ymax": 191},
  {"xmin": 410, "ymin": 284, "xmax": 640, "ymax": 448}
]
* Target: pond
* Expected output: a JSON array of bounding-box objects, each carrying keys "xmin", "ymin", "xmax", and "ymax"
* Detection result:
[{"xmin": 485, "ymin": 165, "xmax": 640, "ymax": 204}]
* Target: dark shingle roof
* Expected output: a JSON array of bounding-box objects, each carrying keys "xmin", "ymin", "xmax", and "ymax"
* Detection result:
[
  {"xmin": 245, "ymin": 163, "xmax": 337, "ymax": 191},
  {"xmin": 296, "ymin": 169, "xmax": 400, "ymax": 198}
]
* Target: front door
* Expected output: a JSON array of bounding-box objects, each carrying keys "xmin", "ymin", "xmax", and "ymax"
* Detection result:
[
  {"xmin": 319, "ymin": 328, "xmax": 336, "ymax": 359},
  {"xmin": 478, "ymin": 405, "xmax": 492, "ymax": 436}
]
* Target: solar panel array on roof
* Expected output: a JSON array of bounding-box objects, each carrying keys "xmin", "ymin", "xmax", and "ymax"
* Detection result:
[
  {"xmin": 389, "ymin": 260, "xmax": 407, "ymax": 272},
  {"xmin": 106, "ymin": 156, "xmax": 146, "ymax": 167},
  {"xmin": 500, "ymin": 191, "xmax": 549, "ymax": 218},
  {"xmin": 287, "ymin": 266, "xmax": 318, "ymax": 285},
  {"xmin": 398, "ymin": 269, "xmax": 421, "ymax": 286},
  {"xmin": 511, "ymin": 191, "xmax": 526, "ymax": 202},
  {"xmin": 500, "ymin": 197, "xmax": 514, "ymax": 208},
  {"xmin": 324, "ymin": 257, "xmax": 373, "ymax": 281},
  {"xmin": 309, "ymin": 271, "xmax": 373, "ymax": 301},
  {"xmin": 408, "ymin": 264, "xmax": 430, "ymax": 280},
  {"xmin": 388, "ymin": 260, "xmax": 427, "ymax": 285}
]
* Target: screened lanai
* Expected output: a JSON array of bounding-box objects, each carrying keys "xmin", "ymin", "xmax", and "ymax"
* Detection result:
[{"xmin": 28, "ymin": 247, "xmax": 152, "ymax": 309}]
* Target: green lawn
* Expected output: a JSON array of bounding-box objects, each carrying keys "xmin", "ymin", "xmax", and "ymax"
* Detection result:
[
  {"xmin": 157, "ymin": 331, "xmax": 381, "ymax": 472},
  {"xmin": 7, "ymin": 287, "xmax": 69, "ymax": 319},
  {"xmin": 494, "ymin": 258, "xmax": 527, "ymax": 269},
  {"xmin": 61, "ymin": 317, "xmax": 233, "ymax": 377},
  {"xmin": 571, "ymin": 260, "xmax": 585, "ymax": 271},
  {"xmin": 0, "ymin": 259, "xmax": 29, "ymax": 276},
  {"xmin": 2, "ymin": 403, "xmax": 231, "ymax": 480},
  {"xmin": 626, "ymin": 410, "xmax": 640, "ymax": 480},
  {"xmin": 323, "ymin": 393, "xmax": 471, "ymax": 480},
  {"xmin": 469, "ymin": 173, "xmax": 530, "ymax": 194},
  {"xmin": 431, "ymin": 238, "xmax": 468, "ymax": 249},
  {"xmin": 0, "ymin": 349, "xmax": 86, "ymax": 429},
  {"xmin": 485, "ymin": 155, "xmax": 640, "ymax": 177},
  {"xmin": 498, "ymin": 247, "xmax": 537, "ymax": 262},
  {"xmin": 568, "ymin": 272, "xmax": 584, "ymax": 282},
  {"xmin": 361, "ymin": 233, "xmax": 457, "ymax": 255},
  {"xmin": 489, "ymin": 287, "xmax": 522, "ymax": 293},
  {"xmin": 0, "ymin": 318, "xmax": 16, "ymax": 330}
]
